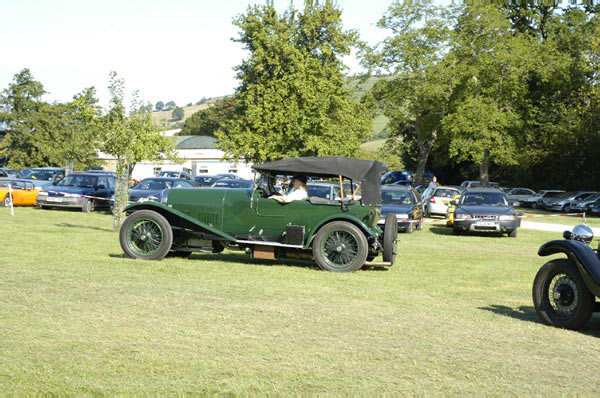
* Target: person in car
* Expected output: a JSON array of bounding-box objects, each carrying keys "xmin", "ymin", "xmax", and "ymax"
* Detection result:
[{"xmin": 270, "ymin": 175, "xmax": 308, "ymax": 203}]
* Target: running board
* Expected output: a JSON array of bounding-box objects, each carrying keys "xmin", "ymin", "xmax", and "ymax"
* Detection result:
[
  {"xmin": 235, "ymin": 240, "xmax": 304, "ymax": 249},
  {"xmin": 363, "ymin": 261, "xmax": 393, "ymax": 267}
]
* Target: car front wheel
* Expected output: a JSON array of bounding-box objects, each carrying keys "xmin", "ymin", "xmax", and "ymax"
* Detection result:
[
  {"xmin": 313, "ymin": 221, "xmax": 368, "ymax": 272},
  {"xmin": 383, "ymin": 213, "xmax": 397, "ymax": 264},
  {"xmin": 82, "ymin": 198, "xmax": 95, "ymax": 212},
  {"xmin": 532, "ymin": 259, "xmax": 595, "ymax": 330},
  {"xmin": 120, "ymin": 210, "xmax": 173, "ymax": 260},
  {"xmin": 2, "ymin": 195, "xmax": 11, "ymax": 207}
]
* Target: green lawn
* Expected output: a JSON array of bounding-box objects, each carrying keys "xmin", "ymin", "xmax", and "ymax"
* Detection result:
[
  {"xmin": 2, "ymin": 207, "xmax": 600, "ymax": 394},
  {"xmin": 517, "ymin": 207, "xmax": 600, "ymax": 227}
]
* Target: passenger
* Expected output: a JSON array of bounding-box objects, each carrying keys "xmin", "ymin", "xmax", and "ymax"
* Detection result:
[{"xmin": 270, "ymin": 175, "xmax": 308, "ymax": 203}]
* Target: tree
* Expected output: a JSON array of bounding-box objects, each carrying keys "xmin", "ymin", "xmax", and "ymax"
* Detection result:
[
  {"xmin": 155, "ymin": 101, "xmax": 164, "ymax": 111},
  {"xmin": 172, "ymin": 106, "xmax": 185, "ymax": 121},
  {"xmin": 100, "ymin": 72, "xmax": 177, "ymax": 229},
  {"xmin": 216, "ymin": 1, "xmax": 372, "ymax": 163},
  {"xmin": 361, "ymin": 3, "xmax": 458, "ymax": 183},
  {"xmin": 441, "ymin": 4, "xmax": 542, "ymax": 185},
  {"xmin": 180, "ymin": 96, "xmax": 239, "ymax": 136},
  {"xmin": 164, "ymin": 101, "xmax": 176, "ymax": 111}
]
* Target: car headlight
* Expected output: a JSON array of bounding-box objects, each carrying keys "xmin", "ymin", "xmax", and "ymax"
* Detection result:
[
  {"xmin": 498, "ymin": 215, "xmax": 515, "ymax": 221},
  {"xmin": 37, "ymin": 191, "xmax": 48, "ymax": 196},
  {"xmin": 395, "ymin": 214, "xmax": 409, "ymax": 219},
  {"xmin": 455, "ymin": 213, "xmax": 470, "ymax": 219},
  {"xmin": 160, "ymin": 189, "xmax": 169, "ymax": 205}
]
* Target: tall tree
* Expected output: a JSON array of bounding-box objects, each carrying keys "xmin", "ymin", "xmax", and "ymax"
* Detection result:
[
  {"xmin": 361, "ymin": 3, "xmax": 458, "ymax": 183},
  {"xmin": 217, "ymin": 0, "xmax": 371, "ymax": 163},
  {"xmin": 100, "ymin": 72, "xmax": 177, "ymax": 229},
  {"xmin": 442, "ymin": 4, "xmax": 542, "ymax": 185}
]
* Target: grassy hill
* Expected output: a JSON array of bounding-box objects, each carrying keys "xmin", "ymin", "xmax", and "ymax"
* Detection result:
[{"xmin": 152, "ymin": 77, "xmax": 390, "ymax": 138}]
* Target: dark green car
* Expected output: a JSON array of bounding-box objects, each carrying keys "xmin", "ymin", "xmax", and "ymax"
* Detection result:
[{"xmin": 119, "ymin": 156, "xmax": 397, "ymax": 272}]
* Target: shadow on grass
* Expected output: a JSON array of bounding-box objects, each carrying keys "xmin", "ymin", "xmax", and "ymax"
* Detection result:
[
  {"xmin": 429, "ymin": 225, "xmax": 510, "ymax": 238},
  {"xmin": 428, "ymin": 225, "xmax": 453, "ymax": 235},
  {"xmin": 479, "ymin": 304, "xmax": 600, "ymax": 336},
  {"xmin": 108, "ymin": 251, "xmax": 388, "ymax": 272},
  {"xmin": 57, "ymin": 223, "xmax": 112, "ymax": 232}
]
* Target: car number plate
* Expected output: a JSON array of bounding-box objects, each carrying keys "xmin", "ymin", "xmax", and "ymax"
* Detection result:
[
  {"xmin": 476, "ymin": 221, "xmax": 495, "ymax": 227},
  {"xmin": 47, "ymin": 197, "xmax": 62, "ymax": 202}
]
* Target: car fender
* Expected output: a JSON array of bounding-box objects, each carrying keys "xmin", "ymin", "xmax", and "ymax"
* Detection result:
[
  {"xmin": 125, "ymin": 201, "xmax": 236, "ymax": 242},
  {"xmin": 539, "ymin": 239, "xmax": 600, "ymax": 297},
  {"xmin": 304, "ymin": 213, "xmax": 379, "ymax": 249}
]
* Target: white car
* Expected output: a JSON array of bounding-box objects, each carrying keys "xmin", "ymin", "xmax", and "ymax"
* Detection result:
[
  {"xmin": 506, "ymin": 188, "xmax": 536, "ymax": 206},
  {"xmin": 422, "ymin": 186, "xmax": 462, "ymax": 217}
]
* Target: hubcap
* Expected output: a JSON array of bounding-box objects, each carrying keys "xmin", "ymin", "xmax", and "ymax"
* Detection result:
[{"xmin": 548, "ymin": 274, "xmax": 578, "ymax": 316}]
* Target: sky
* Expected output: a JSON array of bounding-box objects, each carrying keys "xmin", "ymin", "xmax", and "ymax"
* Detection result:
[{"xmin": 1, "ymin": 0, "xmax": 394, "ymax": 110}]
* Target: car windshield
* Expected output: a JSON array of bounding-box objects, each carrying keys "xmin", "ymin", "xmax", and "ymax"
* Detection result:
[
  {"xmin": 553, "ymin": 192, "xmax": 576, "ymax": 199},
  {"xmin": 213, "ymin": 181, "xmax": 251, "ymax": 188},
  {"xmin": 134, "ymin": 179, "xmax": 172, "ymax": 190},
  {"xmin": 57, "ymin": 175, "xmax": 97, "ymax": 188},
  {"xmin": 22, "ymin": 170, "xmax": 55, "ymax": 180},
  {"xmin": 195, "ymin": 177, "xmax": 217, "ymax": 185},
  {"xmin": 461, "ymin": 192, "xmax": 508, "ymax": 206},
  {"xmin": 382, "ymin": 190, "xmax": 413, "ymax": 205},
  {"xmin": 159, "ymin": 172, "xmax": 180, "ymax": 178},
  {"xmin": 307, "ymin": 184, "xmax": 342, "ymax": 200}
]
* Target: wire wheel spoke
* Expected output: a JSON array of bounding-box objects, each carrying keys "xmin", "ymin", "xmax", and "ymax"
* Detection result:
[
  {"xmin": 322, "ymin": 230, "xmax": 359, "ymax": 267},
  {"xmin": 128, "ymin": 219, "xmax": 163, "ymax": 256}
]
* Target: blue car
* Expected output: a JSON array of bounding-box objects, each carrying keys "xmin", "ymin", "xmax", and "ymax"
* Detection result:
[
  {"xmin": 36, "ymin": 172, "xmax": 116, "ymax": 212},
  {"xmin": 129, "ymin": 177, "xmax": 199, "ymax": 203},
  {"xmin": 210, "ymin": 179, "xmax": 253, "ymax": 189},
  {"xmin": 378, "ymin": 186, "xmax": 424, "ymax": 233}
]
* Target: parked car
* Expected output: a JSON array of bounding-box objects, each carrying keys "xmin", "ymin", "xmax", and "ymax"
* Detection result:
[
  {"xmin": 36, "ymin": 172, "xmax": 116, "ymax": 212},
  {"xmin": 379, "ymin": 186, "xmax": 424, "ymax": 233},
  {"xmin": 569, "ymin": 193, "xmax": 600, "ymax": 213},
  {"xmin": 211, "ymin": 179, "xmax": 253, "ymax": 189},
  {"xmin": 129, "ymin": 177, "xmax": 198, "ymax": 203},
  {"xmin": 194, "ymin": 175, "xmax": 220, "ymax": 187},
  {"xmin": 118, "ymin": 156, "xmax": 397, "ymax": 272},
  {"xmin": 506, "ymin": 188, "xmax": 536, "ymax": 206},
  {"xmin": 158, "ymin": 170, "xmax": 193, "ymax": 180},
  {"xmin": 307, "ymin": 183, "xmax": 341, "ymax": 200},
  {"xmin": 460, "ymin": 180, "xmax": 500, "ymax": 188},
  {"xmin": 518, "ymin": 190, "xmax": 565, "ymax": 209},
  {"xmin": 588, "ymin": 199, "xmax": 600, "ymax": 216},
  {"xmin": 542, "ymin": 191, "xmax": 598, "ymax": 212},
  {"xmin": 381, "ymin": 170, "xmax": 412, "ymax": 185},
  {"xmin": 421, "ymin": 186, "xmax": 462, "ymax": 217},
  {"xmin": 19, "ymin": 167, "xmax": 65, "ymax": 189},
  {"xmin": 215, "ymin": 173, "xmax": 238, "ymax": 180},
  {"xmin": 0, "ymin": 179, "xmax": 39, "ymax": 207},
  {"xmin": 0, "ymin": 168, "xmax": 20, "ymax": 178},
  {"xmin": 452, "ymin": 188, "xmax": 521, "ymax": 237}
]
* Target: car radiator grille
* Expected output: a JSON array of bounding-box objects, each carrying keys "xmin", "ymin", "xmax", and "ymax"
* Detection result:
[{"xmin": 472, "ymin": 215, "xmax": 498, "ymax": 220}]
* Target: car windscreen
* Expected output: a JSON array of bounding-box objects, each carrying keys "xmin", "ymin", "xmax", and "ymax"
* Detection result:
[
  {"xmin": 57, "ymin": 175, "xmax": 97, "ymax": 188},
  {"xmin": 134, "ymin": 179, "xmax": 171, "ymax": 190},
  {"xmin": 461, "ymin": 192, "xmax": 508, "ymax": 206},
  {"xmin": 213, "ymin": 181, "xmax": 251, "ymax": 188},
  {"xmin": 553, "ymin": 192, "xmax": 576, "ymax": 199},
  {"xmin": 159, "ymin": 172, "xmax": 180, "ymax": 178},
  {"xmin": 195, "ymin": 177, "xmax": 217, "ymax": 185},
  {"xmin": 382, "ymin": 190, "xmax": 413, "ymax": 205},
  {"xmin": 23, "ymin": 170, "xmax": 56, "ymax": 181},
  {"xmin": 172, "ymin": 180, "xmax": 194, "ymax": 188}
]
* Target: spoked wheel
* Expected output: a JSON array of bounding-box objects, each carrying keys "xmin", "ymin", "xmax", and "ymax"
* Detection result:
[
  {"xmin": 383, "ymin": 213, "xmax": 397, "ymax": 264},
  {"xmin": 532, "ymin": 259, "xmax": 595, "ymax": 330},
  {"xmin": 313, "ymin": 221, "xmax": 368, "ymax": 272},
  {"xmin": 120, "ymin": 210, "xmax": 173, "ymax": 260}
]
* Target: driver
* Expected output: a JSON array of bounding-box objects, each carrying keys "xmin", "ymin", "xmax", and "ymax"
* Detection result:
[{"xmin": 270, "ymin": 175, "xmax": 308, "ymax": 203}]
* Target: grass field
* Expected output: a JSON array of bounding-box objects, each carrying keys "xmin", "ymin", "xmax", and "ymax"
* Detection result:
[
  {"xmin": 518, "ymin": 207, "xmax": 600, "ymax": 227},
  {"xmin": 2, "ymin": 207, "xmax": 600, "ymax": 394}
]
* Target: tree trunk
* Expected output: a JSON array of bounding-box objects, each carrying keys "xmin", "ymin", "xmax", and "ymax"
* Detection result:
[
  {"xmin": 414, "ymin": 124, "xmax": 436, "ymax": 185},
  {"xmin": 479, "ymin": 158, "xmax": 490, "ymax": 187},
  {"xmin": 112, "ymin": 157, "xmax": 130, "ymax": 230}
]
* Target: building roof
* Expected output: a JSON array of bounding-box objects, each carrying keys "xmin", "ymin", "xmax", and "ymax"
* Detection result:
[{"xmin": 175, "ymin": 135, "xmax": 218, "ymax": 150}]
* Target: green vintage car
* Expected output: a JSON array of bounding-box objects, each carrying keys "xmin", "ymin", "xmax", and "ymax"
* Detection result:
[{"xmin": 119, "ymin": 156, "xmax": 397, "ymax": 272}]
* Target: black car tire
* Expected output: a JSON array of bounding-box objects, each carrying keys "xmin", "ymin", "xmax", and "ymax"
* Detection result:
[
  {"xmin": 508, "ymin": 229, "xmax": 517, "ymax": 238},
  {"xmin": 2, "ymin": 195, "xmax": 11, "ymax": 207},
  {"xmin": 313, "ymin": 221, "xmax": 368, "ymax": 272},
  {"xmin": 383, "ymin": 213, "xmax": 397, "ymax": 264},
  {"xmin": 415, "ymin": 220, "xmax": 424, "ymax": 230},
  {"xmin": 404, "ymin": 222, "xmax": 413, "ymax": 234},
  {"xmin": 120, "ymin": 210, "xmax": 173, "ymax": 261},
  {"xmin": 452, "ymin": 227, "xmax": 462, "ymax": 235},
  {"xmin": 82, "ymin": 199, "xmax": 95, "ymax": 213},
  {"xmin": 532, "ymin": 259, "xmax": 595, "ymax": 330}
]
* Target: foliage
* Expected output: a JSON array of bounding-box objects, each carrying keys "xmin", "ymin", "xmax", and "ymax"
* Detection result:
[
  {"xmin": 155, "ymin": 101, "xmax": 164, "ymax": 111},
  {"xmin": 361, "ymin": 3, "xmax": 458, "ymax": 184},
  {"xmin": 164, "ymin": 100, "xmax": 176, "ymax": 111},
  {"xmin": 100, "ymin": 71, "xmax": 177, "ymax": 229},
  {"xmin": 180, "ymin": 96, "xmax": 239, "ymax": 136},
  {"xmin": 217, "ymin": 0, "xmax": 372, "ymax": 163},
  {"xmin": 0, "ymin": 69, "xmax": 101, "ymax": 170},
  {"xmin": 171, "ymin": 106, "xmax": 185, "ymax": 121}
]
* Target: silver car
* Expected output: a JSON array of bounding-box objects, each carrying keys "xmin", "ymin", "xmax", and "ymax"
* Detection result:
[
  {"xmin": 506, "ymin": 188, "xmax": 535, "ymax": 206},
  {"xmin": 422, "ymin": 186, "xmax": 462, "ymax": 217},
  {"xmin": 543, "ymin": 191, "xmax": 599, "ymax": 212},
  {"xmin": 568, "ymin": 193, "xmax": 600, "ymax": 212}
]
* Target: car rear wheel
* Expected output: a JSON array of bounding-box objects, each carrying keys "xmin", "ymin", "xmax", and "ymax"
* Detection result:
[
  {"xmin": 313, "ymin": 221, "xmax": 368, "ymax": 272},
  {"xmin": 120, "ymin": 210, "xmax": 173, "ymax": 260},
  {"xmin": 508, "ymin": 228, "xmax": 517, "ymax": 238},
  {"xmin": 2, "ymin": 195, "xmax": 11, "ymax": 207},
  {"xmin": 532, "ymin": 259, "xmax": 595, "ymax": 330},
  {"xmin": 382, "ymin": 213, "xmax": 397, "ymax": 264}
]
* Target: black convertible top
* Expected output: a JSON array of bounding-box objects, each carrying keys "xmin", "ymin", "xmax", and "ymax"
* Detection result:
[{"xmin": 253, "ymin": 156, "xmax": 382, "ymax": 206}]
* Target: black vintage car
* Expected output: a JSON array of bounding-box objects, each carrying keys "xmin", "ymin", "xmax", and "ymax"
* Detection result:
[
  {"xmin": 451, "ymin": 188, "xmax": 521, "ymax": 237},
  {"xmin": 533, "ymin": 224, "xmax": 600, "ymax": 329}
]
